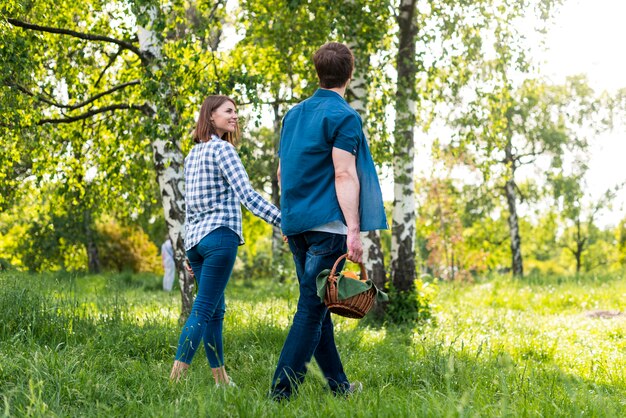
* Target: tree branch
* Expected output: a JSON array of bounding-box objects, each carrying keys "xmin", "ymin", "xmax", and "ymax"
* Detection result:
[
  {"xmin": 12, "ymin": 80, "xmax": 141, "ymax": 111},
  {"xmin": 515, "ymin": 148, "xmax": 545, "ymax": 166},
  {"xmin": 238, "ymin": 98, "xmax": 300, "ymax": 107},
  {"xmin": 95, "ymin": 48, "xmax": 123, "ymax": 87},
  {"xmin": 8, "ymin": 18, "xmax": 147, "ymax": 63},
  {"xmin": 37, "ymin": 103, "xmax": 151, "ymax": 125},
  {"xmin": 68, "ymin": 80, "xmax": 141, "ymax": 110},
  {"xmin": 485, "ymin": 235, "xmax": 509, "ymax": 246},
  {"xmin": 12, "ymin": 83, "xmax": 62, "ymax": 108}
]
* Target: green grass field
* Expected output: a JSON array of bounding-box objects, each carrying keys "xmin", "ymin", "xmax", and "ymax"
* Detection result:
[{"xmin": 1, "ymin": 271, "xmax": 625, "ymax": 417}]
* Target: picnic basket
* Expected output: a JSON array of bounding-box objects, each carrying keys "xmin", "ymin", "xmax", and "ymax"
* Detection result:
[{"xmin": 324, "ymin": 254, "xmax": 376, "ymax": 319}]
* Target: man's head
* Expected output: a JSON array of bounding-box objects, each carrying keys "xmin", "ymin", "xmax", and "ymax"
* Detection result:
[{"xmin": 313, "ymin": 42, "xmax": 354, "ymax": 89}]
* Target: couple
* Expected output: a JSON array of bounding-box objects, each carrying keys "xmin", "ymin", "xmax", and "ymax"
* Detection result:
[{"xmin": 170, "ymin": 42, "xmax": 387, "ymax": 400}]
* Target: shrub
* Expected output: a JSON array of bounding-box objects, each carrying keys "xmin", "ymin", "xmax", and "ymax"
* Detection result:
[
  {"xmin": 96, "ymin": 217, "xmax": 161, "ymax": 273},
  {"xmin": 385, "ymin": 276, "xmax": 438, "ymax": 325}
]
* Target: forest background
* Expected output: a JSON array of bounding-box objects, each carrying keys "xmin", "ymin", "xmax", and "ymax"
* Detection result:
[
  {"xmin": 3, "ymin": 2, "xmax": 626, "ymax": 416},
  {"xmin": 1, "ymin": 0, "xmax": 626, "ymax": 321}
]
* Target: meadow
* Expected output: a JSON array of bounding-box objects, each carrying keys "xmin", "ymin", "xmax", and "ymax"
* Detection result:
[{"xmin": 1, "ymin": 270, "xmax": 625, "ymax": 417}]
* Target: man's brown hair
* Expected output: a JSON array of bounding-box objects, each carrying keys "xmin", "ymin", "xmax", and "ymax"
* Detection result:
[
  {"xmin": 193, "ymin": 95, "xmax": 240, "ymax": 146},
  {"xmin": 313, "ymin": 42, "xmax": 354, "ymax": 89}
]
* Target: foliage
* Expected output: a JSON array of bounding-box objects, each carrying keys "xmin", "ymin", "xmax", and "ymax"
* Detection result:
[
  {"xmin": 384, "ymin": 277, "xmax": 438, "ymax": 325},
  {"xmin": 0, "ymin": 182, "xmax": 160, "ymax": 273},
  {"xmin": 96, "ymin": 216, "xmax": 161, "ymax": 273},
  {"xmin": 232, "ymin": 209, "xmax": 294, "ymax": 282},
  {"xmin": 416, "ymin": 177, "xmax": 513, "ymax": 278}
]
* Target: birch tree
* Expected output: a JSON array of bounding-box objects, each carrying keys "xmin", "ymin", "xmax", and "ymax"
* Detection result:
[
  {"xmin": 450, "ymin": 76, "xmax": 600, "ymax": 277},
  {"xmin": 388, "ymin": 0, "xmax": 563, "ymax": 294},
  {"xmin": 2, "ymin": 0, "xmax": 229, "ymax": 319}
]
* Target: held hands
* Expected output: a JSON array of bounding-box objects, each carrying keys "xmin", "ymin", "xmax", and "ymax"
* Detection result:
[
  {"xmin": 346, "ymin": 230, "xmax": 363, "ymax": 264},
  {"xmin": 184, "ymin": 260, "xmax": 195, "ymax": 279}
]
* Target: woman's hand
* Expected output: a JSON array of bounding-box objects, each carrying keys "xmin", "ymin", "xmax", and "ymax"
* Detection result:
[{"xmin": 184, "ymin": 260, "xmax": 195, "ymax": 278}]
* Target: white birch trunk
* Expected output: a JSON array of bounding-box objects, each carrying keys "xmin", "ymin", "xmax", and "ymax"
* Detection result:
[
  {"xmin": 137, "ymin": 7, "xmax": 194, "ymax": 320},
  {"xmin": 390, "ymin": 0, "xmax": 418, "ymax": 292},
  {"xmin": 505, "ymin": 178, "xmax": 524, "ymax": 277}
]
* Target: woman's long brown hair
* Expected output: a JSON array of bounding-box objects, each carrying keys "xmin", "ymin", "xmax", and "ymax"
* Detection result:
[{"xmin": 192, "ymin": 95, "xmax": 240, "ymax": 146}]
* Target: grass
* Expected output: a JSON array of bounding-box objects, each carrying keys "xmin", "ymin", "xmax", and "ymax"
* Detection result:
[{"xmin": 1, "ymin": 270, "xmax": 625, "ymax": 417}]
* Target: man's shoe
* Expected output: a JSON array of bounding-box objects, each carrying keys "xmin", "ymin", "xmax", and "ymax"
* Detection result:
[{"xmin": 347, "ymin": 381, "xmax": 363, "ymax": 395}]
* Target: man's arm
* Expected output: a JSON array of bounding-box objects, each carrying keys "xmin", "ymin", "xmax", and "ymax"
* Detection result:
[{"xmin": 332, "ymin": 147, "xmax": 362, "ymax": 263}]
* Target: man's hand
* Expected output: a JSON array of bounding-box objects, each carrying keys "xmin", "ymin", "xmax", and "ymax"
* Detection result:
[{"xmin": 346, "ymin": 230, "xmax": 363, "ymax": 263}]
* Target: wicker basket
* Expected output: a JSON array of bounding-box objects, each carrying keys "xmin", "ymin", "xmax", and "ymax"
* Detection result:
[{"xmin": 324, "ymin": 254, "xmax": 376, "ymax": 319}]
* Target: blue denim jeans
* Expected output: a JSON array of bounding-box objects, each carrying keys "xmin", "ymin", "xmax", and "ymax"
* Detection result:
[
  {"xmin": 175, "ymin": 227, "xmax": 239, "ymax": 368},
  {"xmin": 271, "ymin": 231, "xmax": 350, "ymax": 399}
]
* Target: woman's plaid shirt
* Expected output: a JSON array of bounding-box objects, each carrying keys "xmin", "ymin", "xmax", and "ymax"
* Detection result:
[{"xmin": 184, "ymin": 137, "xmax": 281, "ymax": 250}]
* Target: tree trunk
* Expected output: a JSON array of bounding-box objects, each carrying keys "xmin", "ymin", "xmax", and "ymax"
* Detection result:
[
  {"xmin": 346, "ymin": 40, "xmax": 387, "ymax": 293},
  {"xmin": 391, "ymin": 0, "xmax": 418, "ymax": 292},
  {"xmin": 362, "ymin": 231, "xmax": 386, "ymax": 317},
  {"xmin": 83, "ymin": 210, "xmax": 101, "ymax": 274},
  {"xmin": 137, "ymin": 10, "xmax": 194, "ymax": 321},
  {"xmin": 504, "ymin": 178, "xmax": 523, "ymax": 277},
  {"xmin": 271, "ymin": 102, "xmax": 287, "ymax": 281},
  {"xmin": 574, "ymin": 220, "xmax": 584, "ymax": 274},
  {"xmin": 76, "ymin": 172, "xmax": 101, "ymax": 273},
  {"xmin": 152, "ymin": 137, "xmax": 194, "ymax": 319}
]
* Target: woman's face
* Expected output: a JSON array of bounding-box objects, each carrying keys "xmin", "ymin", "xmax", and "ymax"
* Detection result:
[{"xmin": 211, "ymin": 100, "xmax": 238, "ymax": 138}]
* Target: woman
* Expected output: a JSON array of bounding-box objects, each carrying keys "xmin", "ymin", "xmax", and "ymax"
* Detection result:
[{"xmin": 170, "ymin": 95, "xmax": 281, "ymax": 386}]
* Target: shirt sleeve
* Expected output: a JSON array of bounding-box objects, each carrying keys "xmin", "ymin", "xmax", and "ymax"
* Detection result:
[
  {"xmin": 333, "ymin": 112, "xmax": 361, "ymax": 156},
  {"xmin": 217, "ymin": 142, "xmax": 282, "ymax": 227}
]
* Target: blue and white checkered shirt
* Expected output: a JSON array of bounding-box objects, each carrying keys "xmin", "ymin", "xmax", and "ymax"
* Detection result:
[{"xmin": 184, "ymin": 136, "xmax": 281, "ymax": 250}]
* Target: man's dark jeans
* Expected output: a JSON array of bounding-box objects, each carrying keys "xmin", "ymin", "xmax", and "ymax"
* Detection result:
[{"xmin": 271, "ymin": 231, "xmax": 350, "ymax": 399}]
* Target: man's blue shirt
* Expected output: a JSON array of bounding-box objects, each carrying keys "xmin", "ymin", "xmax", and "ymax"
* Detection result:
[{"xmin": 279, "ymin": 88, "xmax": 388, "ymax": 236}]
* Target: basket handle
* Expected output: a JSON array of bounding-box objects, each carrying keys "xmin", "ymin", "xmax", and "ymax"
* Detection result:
[{"xmin": 329, "ymin": 253, "xmax": 368, "ymax": 282}]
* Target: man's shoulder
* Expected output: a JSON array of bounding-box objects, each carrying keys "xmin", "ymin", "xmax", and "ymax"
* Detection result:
[
  {"xmin": 285, "ymin": 94, "xmax": 317, "ymax": 114},
  {"xmin": 321, "ymin": 96, "xmax": 360, "ymax": 121},
  {"xmin": 282, "ymin": 93, "xmax": 360, "ymax": 130}
]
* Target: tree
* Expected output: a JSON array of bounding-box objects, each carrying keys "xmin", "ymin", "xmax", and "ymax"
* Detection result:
[
  {"xmin": 389, "ymin": 0, "xmax": 418, "ymax": 293},
  {"xmin": 617, "ymin": 218, "xmax": 626, "ymax": 268},
  {"xmin": 551, "ymin": 171, "xmax": 623, "ymax": 274},
  {"xmin": 2, "ymin": 0, "xmax": 232, "ymax": 320},
  {"xmin": 389, "ymin": 0, "xmax": 563, "ymax": 289},
  {"xmin": 449, "ymin": 75, "xmax": 599, "ymax": 277}
]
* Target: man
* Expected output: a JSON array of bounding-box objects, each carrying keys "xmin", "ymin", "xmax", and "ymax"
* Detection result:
[{"xmin": 271, "ymin": 42, "xmax": 387, "ymax": 400}]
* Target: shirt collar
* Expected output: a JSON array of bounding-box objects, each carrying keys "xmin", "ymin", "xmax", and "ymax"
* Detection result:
[{"xmin": 313, "ymin": 88, "xmax": 345, "ymax": 100}]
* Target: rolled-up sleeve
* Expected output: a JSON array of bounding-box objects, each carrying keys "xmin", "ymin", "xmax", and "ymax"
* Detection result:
[{"xmin": 333, "ymin": 112, "xmax": 361, "ymax": 156}]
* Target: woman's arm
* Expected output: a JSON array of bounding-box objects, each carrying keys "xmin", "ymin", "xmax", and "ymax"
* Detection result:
[{"xmin": 218, "ymin": 142, "xmax": 281, "ymax": 227}]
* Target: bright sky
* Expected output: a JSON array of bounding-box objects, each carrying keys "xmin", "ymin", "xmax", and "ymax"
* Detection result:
[{"xmin": 538, "ymin": 0, "xmax": 626, "ymax": 227}]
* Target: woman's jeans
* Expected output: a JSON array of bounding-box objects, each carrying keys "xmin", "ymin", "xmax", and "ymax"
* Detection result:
[
  {"xmin": 175, "ymin": 227, "xmax": 239, "ymax": 368},
  {"xmin": 271, "ymin": 231, "xmax": 350, "ymax": 399}
]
